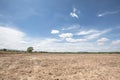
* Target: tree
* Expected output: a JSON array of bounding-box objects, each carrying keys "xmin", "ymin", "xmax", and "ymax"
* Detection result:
[
  {"xmin": 3, "ymin": 48, "xmax": 7, "ymax": 51},
  {"xmin": 27, "ymin": 47, "xmax": 34, "ymax": 53}
]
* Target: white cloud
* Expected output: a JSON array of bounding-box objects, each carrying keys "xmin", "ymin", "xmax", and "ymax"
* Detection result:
[
  {"xmin": 75, "ymin": 29, "xmax": 111, "ymax": 41},
  {"xmin": 97, "ymin": 37, "xmax": 109, "ymax": 45},
  {"xmin": 66, "ymin": 38, "xmax": 86, "ymax": 43},
  {"xmin": 85, "ymin": 33, "xmax": 101, "ymax": 40},
  {"xmin": 97, "ymin": 37, "xmax": 109, "ymax": 42},
  {"xmin": 60, "ymin": 29, "xmax": 109, "ymax": 43},
  {"xmin": 62, "ymin": 26, "xmax": 76, "ymax": 30},
  {"xmin": 51, "ymin": 29, "xmax": 59, "ymax": 34},
  {"xmin": 76, "ymin": 29, "xmax": 99, "ymax": 35},
  {"xmin": 70, "ymin": 13, "xmax": 79, "ymax": 19},
  {"xmin": 84, "ymin": 29, "xmax": 110, "ymax": 40},
  {"xmin": 111, "ymin": 40, "xmax": 120, "ymax": 45},
  {"xmin": 0, "ymin": 26, "xmax": 120, "ymax": 52},
  {"xmin": 60, "ymin": 28, "xmax": 111, "ymax": 43},
  {"xmin": 97, "ymin": 10, "xmax": 120, "ymax": 17},
  {"xmin": 0, "ymin": 26, "xmax": 27, "ymax": 50},
  {"xmin": 70, "ymin": 8, "xmax": 79, "ymax": 19},
  {"xmin": 0, "ymin": 26, "xmax": 60, "ymax": 51},
  {"xmin": 59, "ymin": 33, "xmax": 73, "ymax": 39},
  {"xmin": 62, "ymin": 25, "xmax": 80, "ymax": 31}
]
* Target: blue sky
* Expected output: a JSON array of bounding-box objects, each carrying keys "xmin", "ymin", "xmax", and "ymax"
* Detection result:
[{"xmin": 0, "ymin": 0, "xmax": 120, "ymax": 52}]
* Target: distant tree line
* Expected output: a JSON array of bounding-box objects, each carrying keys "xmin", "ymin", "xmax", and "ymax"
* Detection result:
[
  {"xmin": 0, "ymin": 47, "xmax": 48, "ymax": 53},
  {"xmin": 0, "ymin": 48, "xmax": 26, "ymax": 52},
  {"xmin": 0, "ymin": 47, "xmax": 120, "ymax": 54}
]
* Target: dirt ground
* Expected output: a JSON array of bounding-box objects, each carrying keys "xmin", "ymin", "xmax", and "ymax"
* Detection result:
[{"xmin": 0, "ymin": 52, "xmax": 120, "ymax": 80}]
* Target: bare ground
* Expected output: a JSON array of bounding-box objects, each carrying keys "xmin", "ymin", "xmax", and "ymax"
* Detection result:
[{"xmin": 0, "ymin": 52, "xmax": 120, "ymax": 80}]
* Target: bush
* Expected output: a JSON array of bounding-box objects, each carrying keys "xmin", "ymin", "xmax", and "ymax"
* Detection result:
[{"xmin": 27, "ymin": 47, "xmax": 34, "ymax": 53}]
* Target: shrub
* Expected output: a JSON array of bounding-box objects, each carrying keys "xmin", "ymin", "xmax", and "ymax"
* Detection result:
[{"xmin": 27, "ymin": 47, "xmax": 34, "ymax": 53}]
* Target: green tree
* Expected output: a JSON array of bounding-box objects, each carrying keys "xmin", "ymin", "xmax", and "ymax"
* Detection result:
[
  {"xmin": 27, "ymin": 47, "xmax": 34, "ymax": 53},
  {"xmin": 3, "ymin": 48, "xmax": 7, "ymax": 51}
]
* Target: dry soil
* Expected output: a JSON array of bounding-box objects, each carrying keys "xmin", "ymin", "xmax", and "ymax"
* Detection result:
[{"xmin": 0, "ymin": 52, "xmax": 120, "ymax": 80}]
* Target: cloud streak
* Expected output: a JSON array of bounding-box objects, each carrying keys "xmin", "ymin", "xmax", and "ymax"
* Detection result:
[
  {"xmin": 85, "ymin": 29, "xmax": 110, "ymax": 40},
  {"xmin": 76, "ymin": 29, "xmax": 111, "ymax": 40},
  {"xmin": 76, "ymin": 29, "xmax": 99, "ymax": 35},
  {"xmin": 97, "ymin": 10, "xmax": 120, "ymax": 17}
]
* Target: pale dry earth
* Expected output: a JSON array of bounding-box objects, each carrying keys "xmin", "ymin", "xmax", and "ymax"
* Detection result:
[{"xmin": 0, "ymin": 52, "xmax": 120, "ymax": 80}]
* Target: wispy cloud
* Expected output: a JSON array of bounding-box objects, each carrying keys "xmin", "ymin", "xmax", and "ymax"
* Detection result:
[
  {"xmin": 84, "ymin": 29, "xmax": 111, "ymax": 40},
  {"xmin": 97, "ymin": 10, "xmax": 120, "ymax": 17},
  {"xmin": 58, "ymin": 26, "xmax": 111, "ymax": 43},
  {"xmin": 66, "ymin": 38, "xmax": 87, "ymax": 43},
  {"xmin": 62, "ymin": 25, "xmax": 80, "ymax": 31},
  {"xmin": 61, "ymin": 25, "xmax": 80, "ymax": 36},
  {"xmin": 70, "ymin": 8, "xmax": 79, "ymax": 19},
  {"xmin": 97, "ymin": 37, "xmax": 109, "ymax": 45},
  {"xmin": 76, "ymin": 29, "xmax": 111, "ymax": 41},
  {"xmin": 76, "ymin": 29, "xmax": 99, "ymax": 35}
]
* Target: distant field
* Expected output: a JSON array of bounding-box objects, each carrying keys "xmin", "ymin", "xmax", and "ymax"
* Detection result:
[{"xmin": 0, "ymin": 52, "xmax": 120, "ymax": 80}]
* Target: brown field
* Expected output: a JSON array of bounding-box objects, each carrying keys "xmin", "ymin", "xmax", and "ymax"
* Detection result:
[{"xmin": 0, "ymin": 52, "xmax": 120, "ymax": 80}]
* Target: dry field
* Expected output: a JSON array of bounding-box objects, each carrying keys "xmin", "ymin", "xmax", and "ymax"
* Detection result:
[{"xmin": 0, "ymin": 52, "xmax": 120, "ymax": 80}]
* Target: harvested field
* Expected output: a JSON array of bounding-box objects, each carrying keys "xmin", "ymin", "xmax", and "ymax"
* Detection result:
[{"xmin": 0, "ymin": 52, "xmax": 120, "ymax": 80}]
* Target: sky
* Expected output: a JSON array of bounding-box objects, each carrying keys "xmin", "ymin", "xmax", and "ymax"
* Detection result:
[{"xmin": 0, "ymin": 0, "xmax": 120, "ymax": 52}]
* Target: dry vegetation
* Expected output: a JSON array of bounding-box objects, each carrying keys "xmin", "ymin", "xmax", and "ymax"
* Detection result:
[{"xmin": 0, "ymin": 52, "xmax": 120, "ymax": 80}]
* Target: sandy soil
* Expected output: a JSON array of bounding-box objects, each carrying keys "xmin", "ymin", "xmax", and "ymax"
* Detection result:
[{"xmin": 0, "ymin": 52, "xmax": 120, "ymax": 80}]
